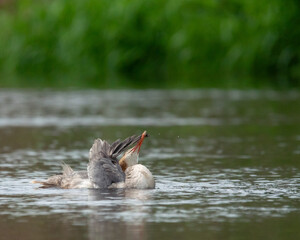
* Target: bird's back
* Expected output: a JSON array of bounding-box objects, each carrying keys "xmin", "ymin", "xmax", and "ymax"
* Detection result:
[{"xmin": 33, "ymin": 164, "xmax": 92, "ymax": 189}]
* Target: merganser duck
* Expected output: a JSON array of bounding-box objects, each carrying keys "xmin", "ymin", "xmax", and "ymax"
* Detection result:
[{"xmin": 33, "ymin": 131, "xmax": 154, "ymax": 189}]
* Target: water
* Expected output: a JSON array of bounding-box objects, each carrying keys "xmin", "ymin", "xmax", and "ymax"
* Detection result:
[{"xmin": 0, "ymin": 89, "xmax": 299, "ymax": 240}]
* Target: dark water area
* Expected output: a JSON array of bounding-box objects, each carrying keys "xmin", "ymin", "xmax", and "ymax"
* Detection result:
[{"xmin": 0, "ymin": 90, "xmax": 299, "ymax": 240}]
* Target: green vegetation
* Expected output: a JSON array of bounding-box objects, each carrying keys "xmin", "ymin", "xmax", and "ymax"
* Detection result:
[{"xmin": 0, "ymin": 0, "xmax": 299, "ymax": 88}]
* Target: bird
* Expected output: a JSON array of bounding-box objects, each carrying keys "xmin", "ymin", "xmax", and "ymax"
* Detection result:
[{"xmin": 32, "ymin": 131, "xmax": 154, "ymax": 189}]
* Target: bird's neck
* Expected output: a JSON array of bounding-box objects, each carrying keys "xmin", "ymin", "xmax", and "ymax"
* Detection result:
[
  {"xmin": 119, "ymin": 154, "xmax": 138, "ymax": 172},
  {"xmin": 119, "ymin": 158, "xmax": 128, "ymax": 171}
]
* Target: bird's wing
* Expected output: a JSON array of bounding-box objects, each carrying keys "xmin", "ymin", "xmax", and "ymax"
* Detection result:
[
  {"xmin": 87, "ymin": 157, "xmax": 125, "ymax": 188},
  {"xmin": 87, "ymin": 133, "xmax": 145, "ymax": 188},
  {"xmin": 110, "ymin": 135, "xmax": 141, "ymax": 158},
  {"xmin": 76, "ymin": 170, "xmax": 88, "ymax": 179},
  {"xmin": 89, "ymin": 133, "xmax": 144, "ymax": 161},
  {"xmin": 62, "ymin": 163, "xmax": 74, "ymax": 177},
  {"xmin": 89, "ymin": 139, "xmax": 110, "ymax": 160}
]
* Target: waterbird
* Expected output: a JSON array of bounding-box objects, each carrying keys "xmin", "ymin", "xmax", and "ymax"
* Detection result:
[{"xmin": 33, "ymin": 131, "xmax": 155, "ymax": 189}]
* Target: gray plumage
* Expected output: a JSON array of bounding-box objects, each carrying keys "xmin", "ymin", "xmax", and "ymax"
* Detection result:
[{"xmin": 88, "ymin": 135, "xmax": 141, "ymax": 188}]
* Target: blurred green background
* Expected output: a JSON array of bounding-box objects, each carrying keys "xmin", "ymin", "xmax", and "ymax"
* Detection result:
[{"xmin": 0, "ymin": 0, "xmax": 299, "ymax": 88}]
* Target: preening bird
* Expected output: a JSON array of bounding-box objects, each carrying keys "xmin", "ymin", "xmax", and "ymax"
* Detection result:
[{"xmin": 33, "ymin": 131, "xmax": 154, "ymax": 189}]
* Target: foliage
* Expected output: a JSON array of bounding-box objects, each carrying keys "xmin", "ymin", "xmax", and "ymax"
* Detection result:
[{"xmin": 0, "ymin": 0, "xmax": 299, "ymax": 88}]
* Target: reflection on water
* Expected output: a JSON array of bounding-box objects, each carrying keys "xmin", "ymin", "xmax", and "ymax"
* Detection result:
[
  {"xmin": 87, "ymin": 189, "xmax": 152, "ymax": 240},
  {"xmin": 0, "ymin": 90, "xmax": 299, "ymax": 240}
]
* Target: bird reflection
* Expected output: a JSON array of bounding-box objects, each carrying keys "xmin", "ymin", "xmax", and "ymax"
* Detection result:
[
  {"xmin": 87, "ymin": 189, "xmax": 154, "ymax": 240},
  {"xmin": 88, "ymin": 188, "xmax": 153, "ymax": 201}
]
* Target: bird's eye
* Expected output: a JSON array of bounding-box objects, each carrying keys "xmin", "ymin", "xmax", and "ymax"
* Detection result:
[{"xmin": 111, "ymin": 160, "xmax": 117, "ymax": 165}]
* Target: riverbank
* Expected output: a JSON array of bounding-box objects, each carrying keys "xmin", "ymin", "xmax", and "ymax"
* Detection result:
[{"xmin": 0, "ymin": 0, "xmax": 299, "ymax": 89}]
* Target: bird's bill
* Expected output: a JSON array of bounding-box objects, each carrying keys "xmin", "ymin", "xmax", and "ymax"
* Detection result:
[{"xmin": 130, "ymin": 131, "xmax": 147, "ymax": 154}]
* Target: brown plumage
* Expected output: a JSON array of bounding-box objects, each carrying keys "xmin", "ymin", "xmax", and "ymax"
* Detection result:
[{"xmin": 119, "ymin": 160, "xmax": 128, "ymax": 172}]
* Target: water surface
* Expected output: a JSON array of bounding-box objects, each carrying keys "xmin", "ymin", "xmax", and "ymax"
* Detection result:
[{"xmin": 0, "ymin": 90, "xmax": 299, "ymax": 240}]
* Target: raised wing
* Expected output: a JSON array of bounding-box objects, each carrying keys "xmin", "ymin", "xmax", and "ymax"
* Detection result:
[
  {"xmin": 87, "ymin": 157, "xmax": 125, "ymax": 188},
  {"xmin": 87, "ymin": 133, "xmax": 145, "ymax": 188}
]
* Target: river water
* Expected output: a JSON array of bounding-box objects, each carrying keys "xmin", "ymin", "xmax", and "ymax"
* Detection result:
[{"xmin": 0, "ymin": 90, "xmax": 299, "ymax": 240}]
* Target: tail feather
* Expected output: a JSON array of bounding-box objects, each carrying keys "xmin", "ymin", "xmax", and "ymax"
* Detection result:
[
  {"xmin": 31, "ymin": 180, "xmax": 59, "ymax": 188},
  {"xmin": 89, "ymin": 134, "xmax": 143, "ymax": 162},
  {"xmin": 32, "ymin": 173, "xmax": 64, "ymax": 188},
  {"xmin": 62, "ymin": 163, "xmax": 74, "ymax": 177},
  {"xmin": 110, "ymin": 135, "xmax": 141, "ymax": 158},
  {"xmin": 31, "ymin": 180, "xmax": 43, "ymax": 184}
]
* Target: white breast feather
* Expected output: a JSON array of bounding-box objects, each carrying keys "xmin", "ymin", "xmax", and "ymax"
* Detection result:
[{"xmin": 125, "ymin": 164, "xmax": 155, "ymax": 189}]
